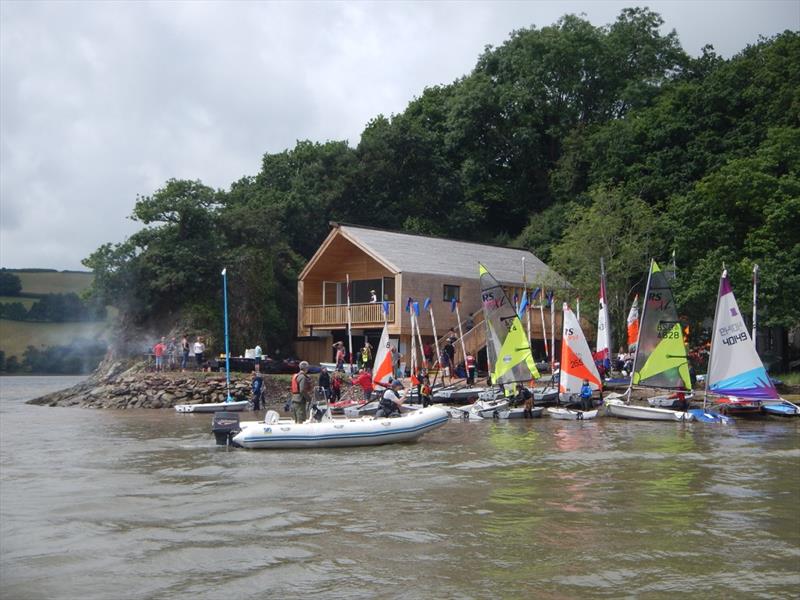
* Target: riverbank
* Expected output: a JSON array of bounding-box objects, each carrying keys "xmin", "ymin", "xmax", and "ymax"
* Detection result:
[{"xmin": 26, "ymin": 356, "xmax": 292, "ymax": 409}]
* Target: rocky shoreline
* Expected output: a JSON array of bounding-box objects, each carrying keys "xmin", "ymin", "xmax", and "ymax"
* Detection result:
[{"xmin": 27, "ymin": 356, "xmax": 292, "ymax": 409}]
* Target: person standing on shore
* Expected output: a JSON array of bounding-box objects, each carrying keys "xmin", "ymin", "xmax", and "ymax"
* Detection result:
[
  {"xmin": 318, "ymin": 366, "xmax": 331, "ymax": 401},
  {"xmin": 580, "ymin": 380, "xmax": 593, "ymax": 411},
  {"xmin": 333, "ymin": 341, "xmax": 346, "ymax": 372},
  {"xmin": 180, "ymin": 336, "xmax": 190, "ymax": 371},
  {"xmin": 153, "ymin": 337, "xmax": 167, "ymax": 372},
  {"xmin": 290, "ymin": 361, "xmax": 313, "ymax": 423},
  {"xmin": 254, "ymin": 343, "xmax": 263, "ymax": 372},
  {"xmin": 193, "ymin": 337, "xmax": 205, "ymax": 370}
]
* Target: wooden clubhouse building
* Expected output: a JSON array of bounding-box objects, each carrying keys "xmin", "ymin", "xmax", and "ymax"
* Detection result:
[{"xmin": 296, "ymin": 223, "xmax": 568, "ymax": 369}]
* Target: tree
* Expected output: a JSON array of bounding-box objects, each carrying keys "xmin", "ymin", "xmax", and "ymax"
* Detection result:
[
  {"xmin": 550, "ymin": 186, "xmax": 663, "ymax": 344},
  {"xmin": 0, "ymin": 271, "xmax": 22, "ymax": 296},
  {"xmin": 669, "ymin": 127, "xmax": 800, "ymax": 330}
]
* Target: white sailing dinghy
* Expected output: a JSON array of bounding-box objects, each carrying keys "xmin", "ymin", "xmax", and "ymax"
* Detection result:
[
  {"xmin": 605, "ymin": 260, "xmax": 695, "ymax": 422},
  {"xmin": 177, "ymin": 268, "xmax": 250, "ymax": 414},
  {"xmin": 547, "ymin": 303, "xmax": 600, "ymax": 420},
  {"xmin": 478, "ymin": 264, "xmax": 542, "ymax": 420},
  {"xmin": 703, "ymin": 270, "xmax": 798, "ymax": 418}
]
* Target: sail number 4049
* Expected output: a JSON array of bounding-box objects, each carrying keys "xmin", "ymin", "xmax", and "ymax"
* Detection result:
[{"xmin": 722, "ymin": 332, "xmax": 748, "ymax": 346}]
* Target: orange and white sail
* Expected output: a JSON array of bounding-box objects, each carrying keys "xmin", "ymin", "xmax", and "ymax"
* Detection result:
[
  {"xmin": 626, "ymin": 294, "xmax": 640, "ymax": 352},
  {"xmin": 371, "ymin": 323, "xmax": 393, "ymax": 390},
  {"xmin": 560, "ymin": 303, "xmax": 602, "ymax": 399}
]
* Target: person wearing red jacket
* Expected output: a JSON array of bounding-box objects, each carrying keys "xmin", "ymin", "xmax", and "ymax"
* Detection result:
[{"xmin": 351, "ymin": 368, "xmax": 373, "ymax": 401}]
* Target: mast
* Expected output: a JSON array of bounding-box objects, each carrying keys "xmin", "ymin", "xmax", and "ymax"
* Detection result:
[
  {"xmin": 539, "ymin": 293, "xmax": 548, "ymax": 363},
  {"xmin": 522, "ymin": 257, "xmax": 532, "ymax": 345},
  {"xmin": 221, "ymin": 268, "xmax": 232, "ymax": 402},
  {"xmin": 454, "ymin": 301, "xmax": 468, "ymax": 380},
  {"xmin": 413, "ymin": 302, "xmax": 426, "ymax": 368},
  {"xmin": 752, "ymin": 264, "xmax": 759, "ymax": 351},
  {"xmin": 425, "ymin": 298, "xmax": 440, "ymax": 372},
  {"xmin": 627, "ymin": 259, "xmax": 652, "ymax": 400},
  {"xmin": 550, "ymin": 291, "xmax": 555, "ymax": 373},
  {"xmin": 346, "ymin": 273, "xmax": 353, "ymax": 375}
]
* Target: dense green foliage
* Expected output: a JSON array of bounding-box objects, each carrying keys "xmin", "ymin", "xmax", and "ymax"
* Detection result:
[
  {"xmin": 0, "ymin": 341, "xmax": 107, "ymax": 374},
  {"xmin": 0, "ymin": 293, "xmax": 106, "ymax": 322},
  {"xmin": 83, "ymin": 9, "xmax": 799, "ymax": 357},
  {"xmin": 0, "ymin": 271, "xmax": 22, "ymax": 296}
]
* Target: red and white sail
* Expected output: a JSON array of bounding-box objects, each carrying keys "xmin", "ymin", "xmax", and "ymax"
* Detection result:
[
  {"xmin": 626, "ymin": 294, "xmax": 640, "ymax": 352},
  {"xmin": 596, "ymin": 270, "xmax": 611, "ymax": 368},
  {"xmin": 371, "ymin": 323, "xmax": 393, "ymax": 390},
  {"xmin": 560, "ymin": 303, "xmax": 602, "ymax": 399}
]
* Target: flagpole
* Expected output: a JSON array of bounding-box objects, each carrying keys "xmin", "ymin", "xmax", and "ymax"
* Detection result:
[
  {"xmin": 752, "ymin": 264, "xmax": 759, "ymax": 351},
  {"xmin": 221, "ymin": 268, "xmax": 232, "ymax": 402},
  {"xmin": 409, "ymin": 302, "xmax": 417, "ymax": 380},
  {"xmin": 346, "ymin": 273, "xmax": 353, "ymax": 375}
]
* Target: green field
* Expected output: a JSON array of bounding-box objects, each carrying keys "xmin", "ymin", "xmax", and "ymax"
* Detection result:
[
  {"xmin": 0, "ymin": 319, "xmax": 109, "ymax": 358},
  {"xmin": 0, "ymin": 296, "xmax": 36, "ymax": 308},
  {"xmin": 0, "ymin": 271, "xmax": 107, "ymax": 360},
  {"xmin": 11, "ymin": 270, "xmax": 93, "ymax": 295}
]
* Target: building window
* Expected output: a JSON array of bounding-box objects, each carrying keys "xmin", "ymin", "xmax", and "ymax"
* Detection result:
[{"xmin": 443, "ymin": 284, "xmax": 460, "ymax": 302}]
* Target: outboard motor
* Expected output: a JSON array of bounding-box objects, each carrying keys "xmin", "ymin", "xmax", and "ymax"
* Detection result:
[{"xmin": 212, "ymin": 411, "xmax": 240, "ymax": 446}]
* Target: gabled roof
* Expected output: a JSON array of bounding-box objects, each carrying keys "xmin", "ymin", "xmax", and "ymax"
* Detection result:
[{"xmin": 307, "ymin": 223, "xmax": 561, "ymax": 285}]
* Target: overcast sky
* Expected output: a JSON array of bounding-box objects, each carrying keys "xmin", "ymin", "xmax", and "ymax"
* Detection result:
[{"xmin": 1, "ymin": 1, "xmax": 797, "ymax": 270}]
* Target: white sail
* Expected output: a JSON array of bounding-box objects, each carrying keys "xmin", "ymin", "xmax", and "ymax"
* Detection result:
[
  {"xmin": 596, "ymin": 266, "xmax": 611, "ymax": 368},
  {"xmin": 707, "ymin": 270, "xmax": 779, "ymax": 400},
  {"xmin": 560, "ymin": 303, "xmax": 602, "ymax": 398}
]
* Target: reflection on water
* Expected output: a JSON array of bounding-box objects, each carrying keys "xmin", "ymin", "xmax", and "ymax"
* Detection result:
[{"xmin": 1, "ymin": 376, "xmax": 799, "ymax": 599}]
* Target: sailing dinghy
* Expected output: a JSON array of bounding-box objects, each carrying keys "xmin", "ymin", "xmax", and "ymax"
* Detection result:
[
  {"xmin": 477, "ymin": 263, "xmax": 542, "ymax": 419},
  {"xmin": 702, "ymin": 270, "xmax": 798, "ymax": 418},
  {"xmin": 605, "ymin": 260, "xmax": 696, "ymax": 422},
  {"xmin": 547, "ymin": 303, "xmax": 600, "ymax": 420}
]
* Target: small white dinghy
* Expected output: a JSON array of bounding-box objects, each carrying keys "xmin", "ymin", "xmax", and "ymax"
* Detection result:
[
  {"xmin": 230, "ymin": 406, "xmax": 450, "ymax": 449},
  {"xmin": 176, "ymin": 400, "xmax": 250, "ymax": 413},
  {"xmin": 546, "ymin": 407, "xmax": 599, "ymax": 420},
  {"xmin": 497, "ymin": 406, "xmax": 544, "ymax": 419},
  {"xmin": 605, "ymin": 398, "xmax": 693, "ymax": 422},
  {"xmin": 647, "ymin": 392, "xmax": 693, "ymax": 408}
]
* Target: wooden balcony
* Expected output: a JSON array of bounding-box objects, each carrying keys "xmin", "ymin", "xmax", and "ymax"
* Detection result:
[{"xmin": 302, "ymin": 302, "xmax": 395, "ymax": 328}]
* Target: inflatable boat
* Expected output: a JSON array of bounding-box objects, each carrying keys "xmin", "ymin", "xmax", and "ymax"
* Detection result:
[{"xmin": 220, "ymin": 406, "xmax": 450, "ymax": 449}]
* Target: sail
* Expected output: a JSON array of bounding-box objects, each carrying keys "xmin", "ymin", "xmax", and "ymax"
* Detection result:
[
  {"xmin": 596, "ymin": 272, "xmax": 611, "ymax": 367},
  {"xmin": 560, "ymin": 303, "xmax": 602, "ymax": 397},
  {"xmin": 371, "ymin": 323, "xmax": 393, "ymax": 390},
  {"xmin": 707, "ymin": 270, "xmax": 779, "ymax": 400},
  {"xmin": 631, "ymin": 260, "xmax": 691, "ymax": 390},
  {"xmin": 626, "ymin": 294, "xmax": 640, "ymax": 352},
  {"xmin": 479, "ymin": 264, "xmax": 540, "ymax": 385}
]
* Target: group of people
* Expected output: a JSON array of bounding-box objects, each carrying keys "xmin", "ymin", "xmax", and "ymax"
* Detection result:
[{"xmin": 151, "ymin": 335, "xmax": 206, "ymax": 372}]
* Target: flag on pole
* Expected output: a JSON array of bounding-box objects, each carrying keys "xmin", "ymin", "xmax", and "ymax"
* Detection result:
[
  {"xmin": 531, "ymin": 287, "xmax": 541, "ymax": 301},
  {"xmin": 382, "ymin": 300, "xmax": 389, "ymax": 316},
  {"xmin": 405, "ymin": 297, "xmax": 413, "ymax": 312},
  {"xmin": 413, "ymin": 301, "xmax": 420, "ymax": 316},
  {"xmin": 423, "ymin": 297, "xmax": 431, "ymax": 311},
  {"xmin": 546, "ymin": 290, "xmax": 555, "ymax": 307},
  {"xmin": 450, "ymin": 297, "xmax": 457, "ymax": 312},
  {"xmin": 517, "ymin": 290, "xmax": 528, "ymax": 319}
]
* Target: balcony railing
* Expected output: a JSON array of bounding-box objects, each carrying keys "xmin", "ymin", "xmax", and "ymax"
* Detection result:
[{"xmin": 303, "ymin": 302, "xmax": 395, "ymax": 328}]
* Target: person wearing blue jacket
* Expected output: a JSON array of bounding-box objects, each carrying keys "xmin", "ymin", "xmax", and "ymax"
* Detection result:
[{"xmin": 580, "ymin": 380, "xmax": 593, "ymax": 411}]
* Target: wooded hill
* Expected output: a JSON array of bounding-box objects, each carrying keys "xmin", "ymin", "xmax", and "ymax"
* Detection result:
[{"xmin": 83, "ymin": 9, "xmax": 800, "ymax": 359}]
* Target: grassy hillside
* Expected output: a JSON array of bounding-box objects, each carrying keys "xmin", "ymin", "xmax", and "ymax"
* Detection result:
[
  {"xmin": 0, "ymin": 270, "xmax": 108, "ymax": 364},
  {"xmin": 11, "ymin": 270, "xmax": 93, "ymax": 295},
  {"xmin": 0, "ymin": 319, "xmax": 109, "ymax": 358}
]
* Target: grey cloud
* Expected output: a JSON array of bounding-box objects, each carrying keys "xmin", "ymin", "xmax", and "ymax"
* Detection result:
[{"xmin": 1, "ymin": 0, "xmax": 795, "ymax": 269}]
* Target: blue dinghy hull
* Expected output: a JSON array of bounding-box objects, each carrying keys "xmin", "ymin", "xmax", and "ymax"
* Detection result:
[
  {"xmin": 762, "ymin": 401, "xmax": 800, "ymax": 417},
  {"xmin": 688, "ymin": 409, "xmax": 734, "ymax": 424}
]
